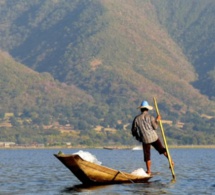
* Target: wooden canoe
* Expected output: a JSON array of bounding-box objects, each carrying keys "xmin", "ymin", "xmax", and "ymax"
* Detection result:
[{"xmin": 54, "ymin": 153, "xmax": 152, "ymax": 185}]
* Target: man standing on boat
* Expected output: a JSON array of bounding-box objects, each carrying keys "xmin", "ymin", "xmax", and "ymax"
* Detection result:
[{"xmin": 131, "ymin": 100, "xmax": 174, "ymax": 175}]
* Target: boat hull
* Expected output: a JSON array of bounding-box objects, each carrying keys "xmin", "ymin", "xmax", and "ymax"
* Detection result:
[{"xmin": 54, "ymin": 154, "xmax": 151, "ymax": 185}]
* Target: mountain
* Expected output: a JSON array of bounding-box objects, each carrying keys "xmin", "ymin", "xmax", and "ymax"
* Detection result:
[{"xmin": 0, "ymin": 0, "xmax": 214, "ymax": 145}]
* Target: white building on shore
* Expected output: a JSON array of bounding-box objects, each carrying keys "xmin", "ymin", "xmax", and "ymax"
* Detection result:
[{"xmin": 0, "ymin": 142, "xmax": 16, "ymax": 148}]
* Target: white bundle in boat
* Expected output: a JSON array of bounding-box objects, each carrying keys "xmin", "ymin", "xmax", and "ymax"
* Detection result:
[
  {"xmin": 131, "ymin": 168, "xmax": 149, "ymax": 177},
  {"xmin": 74, "ymin": 150, "xmax": 102, "ymax": 165}
]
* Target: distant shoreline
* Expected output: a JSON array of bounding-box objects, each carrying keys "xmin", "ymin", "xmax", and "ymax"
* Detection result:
[
  {"xmin": 169, "ymin": 145, "xmax": 215, "ymax": 149},
  {"xmin": 1, "ymin": 145, "xmax": 215, "ymax": 149}
]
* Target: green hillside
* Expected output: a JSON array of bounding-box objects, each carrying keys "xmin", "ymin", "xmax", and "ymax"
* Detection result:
[
  {"xmin": 0, "ymin": 0, "xmax": 214, "ymax": 145},
  {"xmin": 0, "ymin": 50, "xmax": 95, "ymax": 139},
  {"xmin": 152, "ymin": 0, "xmax": 215, "ymax": 99},
  {"xmin": 0, "ymin": 50, "xmax": 93, "ymax": 110}
]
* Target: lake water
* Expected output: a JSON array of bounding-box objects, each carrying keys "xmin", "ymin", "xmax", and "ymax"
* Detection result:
[{"xmin": 0, "ymin": 148, "xmax": 215, "ymax": 195}]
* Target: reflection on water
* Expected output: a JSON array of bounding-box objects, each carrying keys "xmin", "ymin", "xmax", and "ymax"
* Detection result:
[
  {"xmin": 61, "ymin": 179, "xmax": 176, "ymax": 195},
  {"xmin": 61, "ymin": 180, "xmax": 167, "ymax": 195},
  {"xmin": 0, "ymin": 148, "xmax": 215, "ymax": 194},
  {"xmin": 61, "ymin": 184, "xmax": 112, "ymax": 193}
]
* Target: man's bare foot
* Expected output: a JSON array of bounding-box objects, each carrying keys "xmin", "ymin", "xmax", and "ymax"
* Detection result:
[{"xmin": 146, "ymin": 171, "xmax": 151, "ymax": 176}]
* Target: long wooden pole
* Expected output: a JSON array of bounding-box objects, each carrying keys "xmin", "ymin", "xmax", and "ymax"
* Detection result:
[{"xmin": 153, "ymin": 97, "xmax": 176, "ymax": 180}]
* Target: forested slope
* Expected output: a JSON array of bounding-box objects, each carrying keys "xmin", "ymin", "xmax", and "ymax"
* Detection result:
[
  {"xmin": 0, "ymin": 50, "xmax": 94, "ymax": 124},
  {"xmin": 152, "ymin": 0, "xmax": 215, "ymax": 99}
]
